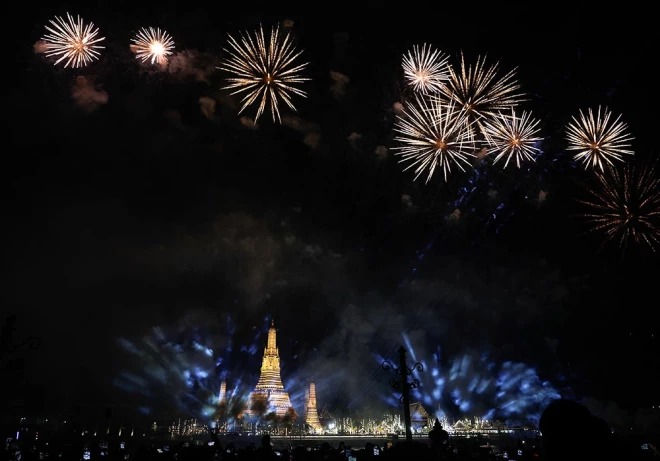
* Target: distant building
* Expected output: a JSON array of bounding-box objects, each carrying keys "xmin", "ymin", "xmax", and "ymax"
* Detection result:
[
  {"xmin": 318, "ymin": 405, "xmax": 335, "ymax": 430},
  {"xmin": 169, "ymin": 418, "xmax": 209, "ymax": 437},
  {"xmin": 410, "ymin": 402, "xmax": 430, "ymax": 429}
]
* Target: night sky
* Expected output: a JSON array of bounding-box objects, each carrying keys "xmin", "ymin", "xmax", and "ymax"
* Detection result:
[{"xmin": 4, "ymin": 2, "xmax": 658, "ymax": 425}]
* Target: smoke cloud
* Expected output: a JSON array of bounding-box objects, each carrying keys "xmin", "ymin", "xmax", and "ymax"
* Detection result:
[
  {"xmin": 401, "ymin": 194, "xmax": 417, "ymax": 213},
  {"xmin": 71, "ymin": 76, "xmax": 108, "ymax": 113},
  {"xmin": 329, "ymin": 71, "xmax": 350, "ymax": 99},
  {"xmin": 347, "ymin": 132, "xmax": 362, "ymax": 150},
  {"xmin": 168, "ymin": 50, "xmax": 216, "ymax": 82},
  {"xmin": 581, "ymin": 398, "xmax": 631, "ymax": 431},
  {"xmin": 132, "ymin": 212, "xmax": 348, "ymax": 309},
  {"xmin": 198, "ymin": 97, "xmax": 216, "ymax": 119},
  {"xmin": 239, "ymin": 116, "xmax": 259, "ymax": 129},
  {"xmin": 303, "ymin": 133, "xmax": 321, "ymax": 149},
  {"xmin": 374, "ymin": 145, "xmax": 388, "ymax": 160},
  {"xmin": 33, "ymin": 40, "xmax": 48, "ymax": 54},
  {"xmin": 282, "ymin": 115, "xmax": 321, "ymax": 149}
]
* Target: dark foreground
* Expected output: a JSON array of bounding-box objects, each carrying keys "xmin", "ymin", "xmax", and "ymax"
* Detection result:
[{"xmin": 4, "ymin": 433, "xmax": 659, "ymax": 460}]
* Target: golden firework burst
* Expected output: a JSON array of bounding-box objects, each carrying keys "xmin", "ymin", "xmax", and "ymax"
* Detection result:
[
  {"xmin": 218, "ymin": 24, "xmax": 310, "ymax": 123},
  {"xmin": 42, "ymin": 13, "xmax": 105, "ymax": 68},
  {"xmin": 131, "ymin": 27, "xmax": 175, "ymax": 65},
  {"xmin": 580, "ymin": 162, "xmax": 660, "ymax": 252},
  {"xmin": 392, "ymin": 95, "xmax": 477, "ymax": 182},
  {"xmin": 482, "ymin": 109, "xmax": 542, "ymax": 168},
  {"xmin": 566, "ymin": 106, "xmax": 634, "ymax": 172},
  {"xmin": 440, "ymin": 52, "xmax": 525, "ymax": 134},
  {"xmin": 402, "ymin": 44, "xmax": 449, "ymax": 94}
]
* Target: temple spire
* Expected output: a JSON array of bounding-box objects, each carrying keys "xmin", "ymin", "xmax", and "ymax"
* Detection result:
[
  {"xmin": 267, "ymin": 320, "xmax": 277, "ymax": 352},
  {"xmin": 250, "ymin": 319, "xmax": 291, "ymax": 416}
]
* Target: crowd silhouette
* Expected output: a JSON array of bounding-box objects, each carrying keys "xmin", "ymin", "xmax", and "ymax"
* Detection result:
[{"xmin": 2, "ymin": 400, "xmax": 656, "ymax": 460}]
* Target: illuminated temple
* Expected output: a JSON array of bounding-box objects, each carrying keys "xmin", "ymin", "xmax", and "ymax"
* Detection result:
[{"xmin": 250, "ymin": 320, "xmax": 292, "ymax": 416}]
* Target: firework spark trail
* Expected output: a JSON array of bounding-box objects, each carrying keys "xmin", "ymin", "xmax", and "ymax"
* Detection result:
[
  {"xmin": 483, "ymin": 109, "xmax": 543, "ymax": 168},
  {"xmin": 580, "ymin": 162, "xmax": 660, "ymax": 252},
  {"xmin": 392, "ymin": 94, "xmax": 477, "ymax": 182},
  {"xmin": 42, "ymin": 13, "xmax": 105, "ymax": 68},
  {"xmin": 440, "ymin": 53, "xmax": 525, "ymax": 136},
  {"xmin": 114, "ymin": 324, "xmax": 257, "ymax": 420},
  {"xmin": 402, "ymin": 44, "xmax": 449, "ymax": 94},
  {"xmin": 218, "ymin": 24, "xmax": 310, "ymax": 123},
  {"xmin": 375, "ymin": 339, "xmax": 560, "ymax": 424},
  {"xmin": 566, "ymin": 106, "xmax": 634, "ymax": 172},
  {"xmin": 131, "ymin": 27, "xmax": 175, "ymax": 65}
]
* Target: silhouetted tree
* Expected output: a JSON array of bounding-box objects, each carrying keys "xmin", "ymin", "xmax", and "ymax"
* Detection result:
[
  {"xmin": 286, "ymin": 407, "xmax": 297, "ymax": 424},
  {"xmin": 282, "ymin": 407, "xmax": 297, "ymax": 432},
  {"xmin": 251, "ymin": 393, "xmax": 268, "ymax": 418}
]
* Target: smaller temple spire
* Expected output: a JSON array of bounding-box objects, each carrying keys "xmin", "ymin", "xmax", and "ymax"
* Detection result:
[
  {"xmin": 304, "ymin": 387, "xmax": 309, "ymax": 421},
  {"xmin": 218, "ymin": 380, "xmax": 227, "ymax": 405},
  {"xmin": 305, "ymin": 380, "xmax": 322, "ymax": 431}
]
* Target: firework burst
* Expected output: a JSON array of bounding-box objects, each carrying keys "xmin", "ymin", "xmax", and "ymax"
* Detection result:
[
  {"xmin": 131, "ymin": 27, "xmax": 175, "ymax": 65},
  {"xmin": 218, "ymin": 24, "xmax": 310, "ymax": 123},
  {"xmin": 482, "ymin": 109, "xmax": 542, "ymax": 168},
  {"xmin": 42, "ymin": 13, "xmax": 105, "ymax": 68},
  {"xmin": 392, "ymin": 95, "xmax": 477, "ymax": 182},
  {"xmin": 402, "ymin": 44, "xmax": 449, "ymax": 94},
  {"xmin": 566, "ymin": 106, "xmax": 634, "ymax": 172},
  {"xmin": 580, "ymin": 162, "xmax": 660, "ymax": 252},
  {"xmin": 440, "ymin": 53, "xmax": 525, "ymax": 133}
]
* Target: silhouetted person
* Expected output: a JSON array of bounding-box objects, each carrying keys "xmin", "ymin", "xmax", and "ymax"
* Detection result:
[
  {"xmin": 429, "ymin": 418, "xmax": 449, "ymax": 456},
  {"xmin": 586, "ymin": 414, "xmax": 619, "ymax": 460},
  {"xmin": 255, "ymin": 435, "xmax": 277, "ymax": 460},
  {"xmin": 540, "ymin": 399, "xmax": 616, "ymax": 461}
]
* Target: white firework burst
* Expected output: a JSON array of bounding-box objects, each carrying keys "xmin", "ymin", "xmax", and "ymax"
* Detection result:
[
  {"xmin": 482, "ymin": 109, "xmax": 542, "ymax": 168},
  {"xmin": 392, "ymin": 95, "xmax": 477, "ymax": 182},
  {"xmin": 42, "ymin": 13, "xmax": 105, "ymax": 68},
  {"xmin": 402, "ymin": 44, "xmax": 449, "ymax": 94},
  {"xmin": 131, "ymin": 27, "xmax": 175, "ymax": 65},
  {"xmin": 565, "ymin": 106, "xmax": 634, "ymax": 172}
]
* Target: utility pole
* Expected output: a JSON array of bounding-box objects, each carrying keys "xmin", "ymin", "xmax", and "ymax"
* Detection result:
[{"xmin": 382, "ymin": 346, "xmax": 423, "ymax": 443}]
